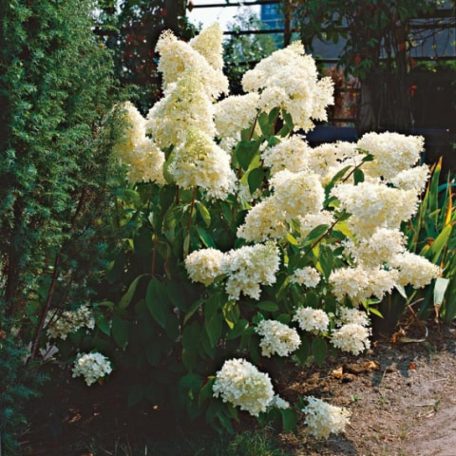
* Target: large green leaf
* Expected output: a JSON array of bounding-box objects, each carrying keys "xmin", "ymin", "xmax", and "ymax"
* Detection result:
[
  {"xmin": 145, "ymin": 278, "xmax": 167, "ymax": 329},
  {"xmin": 118, "ymin": 274, "xmax": 146, "ymax": 310},
  {"xmin": 112, "ymin": 316, "xmax": 129, "ymax": 349}
]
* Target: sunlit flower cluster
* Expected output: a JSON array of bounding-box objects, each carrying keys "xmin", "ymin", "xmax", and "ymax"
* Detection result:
[
  {"xmin": 72, "ymin": 352, "xmax": 112, "ymax": 386},
  {"xmin": 293, "ymin": 307, "xmax": 329, "ymax": 334},
  {"xmin": 332, "ymin": 182, "xmax": 419, "ymax": 238},
  {"xmin": 291, "ymin": 266, "xmax": 321, "ymax": 288},
  {"xmin": 329, "ymin": 266, "xmax": 398, "ymax": 304},
  {"xmin": 330, "ymin": 323, "xmax": 371, "ymax": 355},
  {"xmin": 390, "ymin": 252, "xmax": 441, "ymax": 289},
  {"xmin": 214, "ymin": 93, "xmax": 259, "ymax": 141},
  {"xmin": 344, "ymin": 228, "xmax": 405, "ymax": 267},
  {"xmin": 256, "ymin": 319, "xmax": 301, "ymax": 357},
  {"xmin": 261, "ymin": 136, "xmax": 309, "ymax": 174},
  {"xmin": 185, "ymin": 248, "xmax": 225, "ymax": 286},
  {"xmin": 223, "ymin": 242, "xmax": 280, "ymax": 300},
  {"xmin": 336, "ymin": 307, "xmax": 371, "ymax": 328},
  {"xmin": 390, "ymin": 164, "xmax": 430, "ymax": 192},
  {"xmin": 271, "ymin": 170, "xmax": 325, "ymax": 220},
  {"xmin": 167, "ymin": 129, "xmax": 236, "ymax": 199},
  {"xmin": 113, "ymin": 102, "xmax": 165, "ymax": 185},
  {"xmin": 156, "ymin": 30, "xmax": 228, "ymax": 98},
  {"xmin": 242, "ymin": 43, "xmax": 334, "ymax": 132},
  {"xmin": 237, "ymin": 197, "xmax": 287, "ymax": 242},
  {"xmin": 358, "ymin": 131, "xmax": 424, "ymax": 179},
  {"xmin": 303, "ymin": 396, "xmax": 350, "ymax": 439},
  {"xmin": 213, "ymin": 358, "xmax": 274, "ymax": 416},
  {"xmin": 47, "ymin": 305, "xmax": 95, "ymax": 340}
]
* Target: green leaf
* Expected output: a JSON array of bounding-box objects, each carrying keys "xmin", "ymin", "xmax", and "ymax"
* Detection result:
[
  {"xmin": 196, "ymin": 225, "xmax": 216, "ymax": 248},
  {"xmin": 95, "ymin": 314, "xmax": 111, "ymax": 336},
  {"xmin": 118, "ymin": 274, "xmax": 146, "ymax": 310},
  {"xmin": 184, "ymin": 298, "xmax": 204, "ymax": 325},
  {"xmin": 258, "ymin": 112, "xmax": 273, "ymax": 136},
  {"xmin": 304, "ymin": 224, "xmax": 329, "ymax": 244},
  {"xmin": 236, "ymin": 140, "xmax": 260, "ymax": 170},
  {"xmin": 319, "ymin": 245, "xmax": 333, "ymax": 278},
  {"xmin": 281, "ymin": 408, "xmax": 298, "ymax": 432},
  {"xmin": 427, "ymin": 225, "xmax": 452, "ymax": 263},
  {"xmin": 257, "ymin": 301, "xmax": 279, "ymax": 312},
  {"xmin": 247, "ymin": 167, "xmax": 265, "ymax": 194},
  {"xmin": 311, "ymin": 337, "xmax": 327, "ymax": 366},
  {"xmin": 205, "ymin": 313, "xmax": 222, "ymax": 348},
  {"xmin": 196, "ymin": 201, "xmax": 211, "ymax": 227},
  {"xmin": 145, "ymin": 278, "xmax": 167, "ymax": 329},
  {"xmin": 112, "ymin": 316, "xmax": 129, "ymax": 349},
  {"xmin": 434, "ymin": 278, "xmax": 450, "ymax": 307},
  {"xmin": 354, "ymin": 168, "xmax": 364, "ymax": 184}
]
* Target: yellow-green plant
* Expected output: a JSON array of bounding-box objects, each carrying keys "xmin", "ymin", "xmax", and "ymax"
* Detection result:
[{"xmin": 405, "ymin": 159, "xmax": 455, "ymax": 321}]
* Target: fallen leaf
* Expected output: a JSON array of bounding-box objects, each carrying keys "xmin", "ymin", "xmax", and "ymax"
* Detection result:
[{"xmin": 331, "ymin": 367, "xmax": 344, "ymax": 379}]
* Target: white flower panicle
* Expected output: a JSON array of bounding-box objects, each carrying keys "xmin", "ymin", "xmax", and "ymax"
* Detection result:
[
  {"xmin": 293, "ymin": 307, "xmax": 329, "ymax": 334},
  {"xmin": 336, "ymin": 307, "xmax": 371, "ymax": 328},
  {"xmin": 307, "ymin": 141, "xmax": 358, "ymax": 176},
  {"xmin": 146, "ymin": 73, "xmax": 215, "ymax": 149},
  {"xmin": 189, "ymin": 22, "xmax": 224, "ymax": 71},
  {"xmin": 291, "ymin": 267, "xmax": 321, "ymax": 288},
  {"xmin": 270, "ymin": 395, "xmax": 290, "ymax": 410},
  {"xmin": 358, "ymin": 132, "xmax": 424, "ymax": 180},
  {"xmin": 213, "ymin": 358, "xmax": 274, "ymax": 416},
  {"xmin": 329, "ymin": 266, "xmax": 398, "ymax": 304},
  {"xmin": 390, "ymin": 164, "xmax": 430, "ymax": 192},
  {"xmin": 261, "ymin": 136, "xmax": 310, "ymax": 174},
  {"xmin": 390, "ymin": 252, "xmax": 441, "ymax": 289},
  {"xmin": 223, "ymin": 242, "xmax": 280, "ymax": 300},
  {"xmin": 303, "ymin": 396, "xmax": 350, "ymax": 439},
  {"xmin": 271, "ymin": 170, "xmax": 325, "ymax": 220},
  {"xmin": 332, "ymin": 182, "xmax": 419, "ymax": 238},
  {"xmin": 156, "ymin": 29, "xmax": 228, "ymax": 98},
  {"xmin": 256, "ymin": 319, "xmax": 301, "ymax": 357},
  {"xmin": 331, "ymin": 323, "xmax": 371, "ymax": 355},
  {"xmin": 242, "ymin": 42, "xmax": 334, "ymax": 131},
  {"xmin": 113, "ymin": 102, "xmax": 147, "ymax": 163},
  {"xmin": 124, "ymin": 138, "xmax": 166, "ymax": 185},
  {"xmin": 214, "ymin": 93, "xmax": 259, "ymax": 140},
  {"xmin": 72, "ymin": 352, "xmax": 112, "ymax": 386},
  {"xmin": 185, "ymin": 248, "xmax": 225, "ymax": 286},
  {"xmin": 47, "ymin": 305, "xmax": 95, "ymax": 340},
  {"xmin": 168, "ymin": 129, "xmax": 236, "ymax": 199},
  {"xmin": 345, "ymin": 227, "xmax": 406, "ymax": 267},
  {"xmin": 237, "ymin": 197, "xmax": 288, "ymax": 242}
]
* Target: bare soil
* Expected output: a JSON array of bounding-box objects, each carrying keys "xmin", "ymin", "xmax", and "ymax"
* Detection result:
[{"xmin": 281, "ymin": 324, "xmax": 456, "ymax": 456}]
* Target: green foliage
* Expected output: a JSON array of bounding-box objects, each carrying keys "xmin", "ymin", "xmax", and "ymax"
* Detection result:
[
  {"xmin": 404, "ymin": 159, "xmax": 456, "ymax": 320},
  {"xmin": 81, "ymin": 109, "xmax": 374, "ymax": 433},
  {"xmin": 0, "ymin": 0, "xmax": 121, "ymax": 449},
  {"xmin": 0, "ymin": 308, "xmax": 45, "ymax": 455}
]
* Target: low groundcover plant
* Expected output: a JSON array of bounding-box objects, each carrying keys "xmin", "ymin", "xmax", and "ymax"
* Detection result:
[{"xmin": 46, "ymin": 23, "xmax": 442, "ymax": 438}]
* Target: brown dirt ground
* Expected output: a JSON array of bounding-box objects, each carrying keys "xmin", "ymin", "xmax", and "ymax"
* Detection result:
[{"xmin": 281, "ymin": 324, "xmax": 456, "ymax": 456}]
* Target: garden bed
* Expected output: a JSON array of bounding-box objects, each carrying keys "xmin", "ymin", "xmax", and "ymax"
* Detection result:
[{"xmin": 22, "ymin": 322, "xmax": 456, "ymax": 456}]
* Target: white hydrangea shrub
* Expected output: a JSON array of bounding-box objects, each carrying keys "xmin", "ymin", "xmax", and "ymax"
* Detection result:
[{"xmin": 103, "ymin": 23, "xmax": 445, "ymax": 437}]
